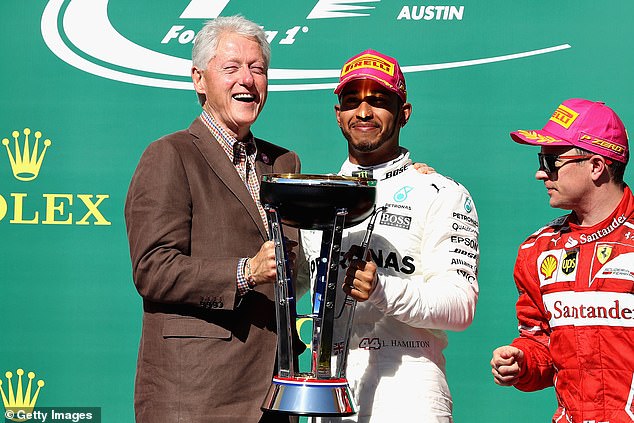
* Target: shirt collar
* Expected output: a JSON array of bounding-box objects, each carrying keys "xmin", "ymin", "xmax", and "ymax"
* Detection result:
[{"xmin": 199, "ymin": 110, "xmax": 256, "ymax": 161}]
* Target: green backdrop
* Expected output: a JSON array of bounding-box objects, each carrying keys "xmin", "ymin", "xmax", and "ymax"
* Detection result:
[{"xmin": 1, "ymin": 1, "xmax": 633, "ymax": 421}]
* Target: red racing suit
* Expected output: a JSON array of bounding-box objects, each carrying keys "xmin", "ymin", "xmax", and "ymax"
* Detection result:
[{"xmin": 511, "ymin": 186, "xmax": 634, "ymax": 423}]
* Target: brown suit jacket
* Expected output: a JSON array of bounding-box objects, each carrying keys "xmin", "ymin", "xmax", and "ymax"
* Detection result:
[{"xmin": 125, "ymin": 118, "xmax": 301, "ymax": 422}]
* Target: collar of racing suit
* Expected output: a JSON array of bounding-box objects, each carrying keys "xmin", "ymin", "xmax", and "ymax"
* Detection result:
[{"xmin": 339, "ymin": 147, "xmax": 413, "ymax": 179}]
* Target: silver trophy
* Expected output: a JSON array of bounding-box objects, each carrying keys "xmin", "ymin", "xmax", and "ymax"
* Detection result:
[{"xmin": 259, "ymin": 174, "xmax": 377, "ymax": 416}]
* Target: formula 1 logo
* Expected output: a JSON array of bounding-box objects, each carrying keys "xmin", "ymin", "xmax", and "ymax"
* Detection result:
[{"xmin": 41, "ymin": 0, "xmax": 572, "ymax": 92}]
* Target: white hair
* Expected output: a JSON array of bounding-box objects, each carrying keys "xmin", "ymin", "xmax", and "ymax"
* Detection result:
[{"xmin": 192, "ymin": 15, "xmax": 271, "ymax": 69}]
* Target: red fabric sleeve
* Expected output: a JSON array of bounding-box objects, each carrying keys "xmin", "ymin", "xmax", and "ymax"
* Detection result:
[{"xmin": 509, "ymin": 244, "xmax": 556, "ymax": 392}]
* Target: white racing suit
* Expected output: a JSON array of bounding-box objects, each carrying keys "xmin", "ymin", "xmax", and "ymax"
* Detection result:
[{"xmin": 302, "ymin": 149, "xmax": 479, "ymax": 422}]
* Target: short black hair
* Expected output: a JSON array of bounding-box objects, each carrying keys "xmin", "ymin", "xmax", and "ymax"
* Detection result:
[{"xmin": 574, "ymin": 147, "xmax": 627, "ymax": 185}]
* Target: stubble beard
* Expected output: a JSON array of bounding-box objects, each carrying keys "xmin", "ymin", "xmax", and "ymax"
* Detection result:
[
  {"xmin": 344, "ymin": 133, "xmax": 385, "ymax": 153},
  {"xmin": 342, "ymin": 119, "xmax": 399, "ymax": 154}
]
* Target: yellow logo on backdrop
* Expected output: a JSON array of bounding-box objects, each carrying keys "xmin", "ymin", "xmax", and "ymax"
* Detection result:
[
  {"xmin": 296, "ymin": 317, "xmax": 312, "ymax": 349},
  {"xmin": 1, "ymin": 127, "xmax": 112, "ymax": 226},
  {"xmin": 2, "ymin": 129, "xmax": 52, "ymax": 181},
  {"xmin": 0, "ymin": 369, "xmax": 45, "ymax": 422}
]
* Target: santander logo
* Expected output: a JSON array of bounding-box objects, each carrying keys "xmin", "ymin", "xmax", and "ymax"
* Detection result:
[
  {"xmin": 41, "ymin": 0, "xmax": 571, "ymax": 92},
  {"xmin": 543, "ymin": 291, "xmax": 634, "ymax": 328}
]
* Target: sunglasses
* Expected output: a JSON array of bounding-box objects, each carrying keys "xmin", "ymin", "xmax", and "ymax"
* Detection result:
[{"xmin": 537, "ymin": 153, "xmax": 596, "ymax": 173}]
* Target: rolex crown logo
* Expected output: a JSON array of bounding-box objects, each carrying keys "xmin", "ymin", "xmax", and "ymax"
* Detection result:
[
  {"xmin": 2, "ymin": 128, "xmax": 52, "ymax": 181},
  {"xmin": 0, "ymin": 369, "xmax": 45, "ymax": 422}
]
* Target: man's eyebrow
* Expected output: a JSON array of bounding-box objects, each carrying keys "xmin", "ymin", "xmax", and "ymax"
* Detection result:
[
  {"xmin": 341, "ymin": 90, "xmax": 360, "ymax": 97},
  {"xmin": 342, "ymin": 90, "xmax": 389, "ymax": 98}
]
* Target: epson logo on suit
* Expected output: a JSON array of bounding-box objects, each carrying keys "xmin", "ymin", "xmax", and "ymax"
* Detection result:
[{"xmin": 380, "ymin": 212, "xmax": 411, "ymax": 229}]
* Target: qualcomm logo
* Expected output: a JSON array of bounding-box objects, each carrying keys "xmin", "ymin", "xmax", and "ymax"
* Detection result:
[{"xmin": 41, "ymin": 0, "xmax": 571, "ymax": 92}]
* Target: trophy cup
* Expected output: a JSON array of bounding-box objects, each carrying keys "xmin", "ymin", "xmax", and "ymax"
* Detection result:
[{"xmin": 259, "ymin": 174, "xmax": 377, "ymax": 416}]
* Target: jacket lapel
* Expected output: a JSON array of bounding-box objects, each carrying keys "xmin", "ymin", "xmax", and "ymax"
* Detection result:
[
  {"xmin": 254, "ymin": 145, "xmax": 274, "ymax": 181},
  {"xmin": 188, "ymin": 118, "xmax": 268, "ymax": 240}
]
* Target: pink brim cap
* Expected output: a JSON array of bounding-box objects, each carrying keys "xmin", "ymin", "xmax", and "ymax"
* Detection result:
[
  {"xmin": 510, "ymin": 98, "xmax": 629, "ymax": 163},
  {"xmin": 334, "ymin": 50, "xmax": 407, "ymax": 102}
]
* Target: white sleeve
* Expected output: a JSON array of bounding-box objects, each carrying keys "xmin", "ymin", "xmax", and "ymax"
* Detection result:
[{"xmin": 368, "ymin": 182, "xmax": 479, "ymax": 331}]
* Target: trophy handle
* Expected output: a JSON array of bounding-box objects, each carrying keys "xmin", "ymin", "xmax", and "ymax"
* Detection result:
[
  {"xmin": 336, "ymin": 206, "xmax": 387, "ymax": 378},
  {"xmin": 313, "ymin": 209, "xmax": 348, "ymax": 379},
  {"xmin": 265, "ymin": 205, "xmax": 295, "ymax": 378}
]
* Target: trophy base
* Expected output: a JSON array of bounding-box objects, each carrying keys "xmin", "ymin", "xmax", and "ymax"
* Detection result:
[{"xmin": 261, "ymin": 375, "xmax": 357, "ymax": 416}]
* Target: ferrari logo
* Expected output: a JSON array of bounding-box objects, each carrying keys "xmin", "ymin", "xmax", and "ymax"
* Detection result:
[{"xmin": 597, "ymin": 245, "xmax": 612, "ymax": 264}]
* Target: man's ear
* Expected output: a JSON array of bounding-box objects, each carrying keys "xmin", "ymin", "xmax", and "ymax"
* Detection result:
[
  {"xmin": 335, "ymin": 104, "xmax": 342, "ymax": 127},
  {"xmin": 589, "ymin": 155, "xmax": 610, "ymax": 182},
  {"xmin": 192, "ymin": 67, "xmax": 205, "ymax": 94},
  {"xmin": 400, "ymin": 102, "xmax": 412, "ymax": 127}
]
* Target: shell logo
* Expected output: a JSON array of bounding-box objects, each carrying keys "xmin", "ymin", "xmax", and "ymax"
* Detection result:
[{"xmin": 540, "ymin": 255, "xmax": 558, "ymax": 280}]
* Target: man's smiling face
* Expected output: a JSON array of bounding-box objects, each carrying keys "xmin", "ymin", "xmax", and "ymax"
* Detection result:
[
  {"xmin": 335, "ymin": 79, "xmax": 410, "ymax": 165},
  {"xmin": 192, "ymin": 32, "xmax": 268, "ymax": 140}
]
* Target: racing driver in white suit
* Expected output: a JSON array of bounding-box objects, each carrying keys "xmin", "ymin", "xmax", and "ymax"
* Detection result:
[{"xmin": 302, "ymin": 50, "xmax": 480, "ymax": 422}]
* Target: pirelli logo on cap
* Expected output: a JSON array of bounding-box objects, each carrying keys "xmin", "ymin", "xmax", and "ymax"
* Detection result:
[
  {"xmin": 550, "ymin": 104, "xmax": 579, "ymax": 129},
  {"xmin": 341, "ymin": 54, "xmax": 394, "ymax": 77}
]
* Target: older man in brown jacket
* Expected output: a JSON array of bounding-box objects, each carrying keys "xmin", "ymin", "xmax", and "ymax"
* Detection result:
[{"xmin": 125, "ymin": 16, "xmax": 300, "ymax": 422}]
